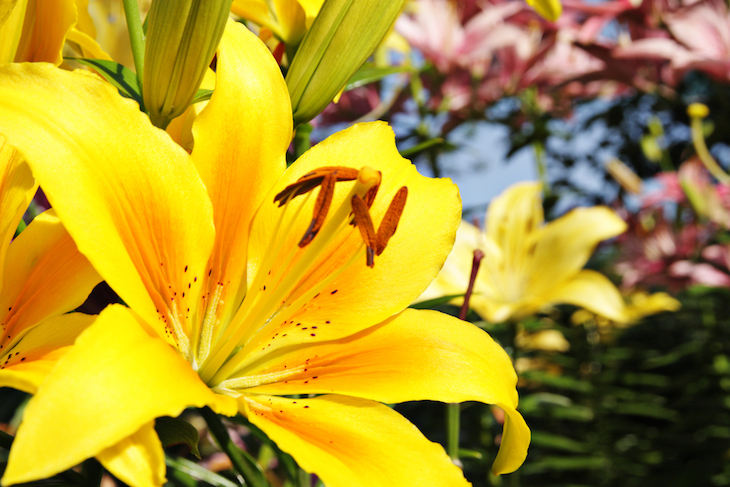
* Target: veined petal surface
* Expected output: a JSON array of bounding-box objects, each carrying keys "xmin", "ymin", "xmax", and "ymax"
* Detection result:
[
  {"xmin": 3, "ymin": 305, "xmax": 236, "ymax": 486},
  {"xmin": 191, "ymin": 21, "xmax": 291, "ymax": 328},
  {"xmin": 0, "ymin": 211, "xmax": 101, "ymax": 341},
  {"xmin": 225, "ymin": 309, "xmax": 529, "ymax": 473},
  {"xmin": 0, "ymin": 63, "xmax": 215, "ymax": 343},
  {"xmin": 241, "ymin": 394, "xmax": 471, "ymax": 487},
  {"xmin": 237, "ymin": 309, "xmax": 518, "ymax": 406}
]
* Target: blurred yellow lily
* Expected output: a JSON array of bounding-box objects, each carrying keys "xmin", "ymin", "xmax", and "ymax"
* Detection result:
[
  {"xmin": 0, "ymin": 0, "xmax": 107, "ymax": 64},
  {"xmin": 0, "ymin": 20, "xmax": 528, "ymax": 487},
  {"xmin": 0, "ymin": 136, "xmax": 101, "ymax": 394},
  {"xmin": 526, "ymin": 0, "xmax": 562, "ymax": 21},
  {"xmin": 420, "ymin": 182, "xmax": 628, "ymax": 323},
  {"xmin": 231, "ymin": 0, "xmax": 323, "ymax": 45}
]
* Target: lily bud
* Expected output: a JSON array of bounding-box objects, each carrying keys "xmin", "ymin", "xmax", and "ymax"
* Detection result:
[
  {"xmin": 143, "ymin": 0, "xmax": 233, "ymax": 128},
  {"xmin": 286, "ymin": 0, "xmax": 405, "ymax": 126}
]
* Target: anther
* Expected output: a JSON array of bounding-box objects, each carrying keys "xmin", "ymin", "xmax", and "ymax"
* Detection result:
[{"xmin": 351, "ymin": 186, "xmax": 408, "ymax": 267}]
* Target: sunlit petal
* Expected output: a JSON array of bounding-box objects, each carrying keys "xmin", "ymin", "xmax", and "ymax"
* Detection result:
[
  {"xmin": 191, "ymin": 20, "xmax": 291, "ymax": 327},
  {"xmin": 0, "ymin": 211, "xmax": 101, "ymax": 340},
  {"xmin": 0, "ymin": 63, "xmax": 215, "ymax": 344},
  {"xmin": 241, "ymin": 394, "xmax": 471, "ymax": 487},
  {"xmin": 3, "ymin": 305, "xmax": 236, "ymax": 485},
  {"xmin": 243, "ymin": 122, "xmax": 460, "ymax": 350}
]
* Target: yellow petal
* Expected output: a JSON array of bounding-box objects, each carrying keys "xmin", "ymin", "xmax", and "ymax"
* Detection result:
[
  {"xmin": 240, "ymin": 394, "xmax": 471, "ymax": 487},
  {"xmin": 65, "ymin": 27, "xmax": 113, "ymax": 61},
  {"xmin": 14, "ymin": 0, "xmax": 76, "ymax": 64},
  {"xmin": 0, "ymin": 312, "xmax": 95, "ymax": 394},
  {"xmin": 298, "ymin": 0, "xmax": 324, "ymax": 28},
  {"xmin": 243, "ymin": 122, "xmax": 460, "ymax": 348},
  {"xmin": 3, "ymin": 305, "xmax": 236, "ymax": 485},
  {"xmin": 239, "ymin": 309, "xmax": 517, "ymax": 405},
  {"xmin": 272, "ymin": 0, "xmax": 306, "ymax": 43},
  {"xmin": 97, "ymin": 421, "xmax": 166, "ymax": 487},
  {"xmin": 528, "ymin": 207, "xmax": 626, "ymax": 296},
  {"xmin": 0, "ymin": 211, "xmax": 101, "ymax": 341},
  {"xmin": 0, "ymin": 135, "xmax": 36, "ymax": 295},
  {"xmin": 228, "ymin": 309, "xmax": 530, "ymax": 474},
  {"xmin": 493, "ymin": 406, "xmax": 531, "ymax": 475},
  {"xmin": 0, "ymin": 0, "xmax": 26, "ymax": 64},
  {"xmin": 230, "ymin": 0, "xmax": 278, "ymax": 37},
  {"xmin": 191, "ymin": 20, "xmax": 291, "ymax": 326},
  {"xmin": 0, "ymin": 63, "xmax": 215, "ymax": 343},
  {"xmin": 539, "ymin": 269, "xmax": 627, "ymax": 322},
  {"xmin": 417, "ymin": 218, "xmax": 482, "ymax": 303}
]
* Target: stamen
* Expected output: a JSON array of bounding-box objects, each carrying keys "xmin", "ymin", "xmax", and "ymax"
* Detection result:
[
  {"xmin": 168, "ymin": 301, "xmax": 191, "ymax": 362},
  {"xmin": 299, "ymin": 172, "xmax": 336, "ymax": 246},
  {"xmin": 351, "ymin": 186, "xmax": 408, "ymax": 267},
  {"xmin": 274, "ymin": 167, "xmax": 359, "ymax": 206},
  {"xmin": 195, "ymin": 283, "xmax": 224, "ymax": 369}
]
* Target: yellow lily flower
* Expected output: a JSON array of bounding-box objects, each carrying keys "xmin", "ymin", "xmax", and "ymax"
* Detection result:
[
  {"xmin": 0, "ymin": 21, "xmax": 529, "ymax": 487},
  {"xmin": 231, "ymin": 0, "xmax": 323, "ymax": 45},
  {"xmin": 0, "ymin": 136, "xmax": 101, "ymax": 394},
  {"xmin": 420, "ymin": 182, "xmax": 628, "ymax": 323}
]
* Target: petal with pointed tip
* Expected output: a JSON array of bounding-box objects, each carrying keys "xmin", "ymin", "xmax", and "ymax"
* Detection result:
[
  {"xmin": 540, "ymin": 269, "xmax": 627, "ymax": 322},
  {"xmin": 528, "ymin": 206, "xmax": 627, "ymax": 296},
  {"xmin": 3, "ymin": 305, "xmax": 236, "ymax": 486},
  {"xmin": 241, "ymin": 394, "xmax": 470, "ymax": 487},
  {"xmin": 229, "ymin": 309, "xmax": 529, "ymax": 473},
  {"xmin": 191, "ymin": 21, "xmax": 291, "ymax": 325}
]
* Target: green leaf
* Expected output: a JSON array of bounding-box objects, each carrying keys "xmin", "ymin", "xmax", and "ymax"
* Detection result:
[
  {"xmin": 530, "ymin": 432, "xmax": 590, "ymax": 453},
  {"xmin": 155, "ymin": 417, "xmax": 201, "ymax": 459},
  {"xmin": 165, "ymin": 456, "xmax": 239, "ymax": 487},
  {"xmin": 192, "ymin": 89, "xmax": 214, "ymax": 105},
  {"xmin": 68, "ymin": 58, "xmax": 144, "ymax": 108},
  {"xmin": 344, "ymin": 63, "xmax": 411, "ymax": 91},
  {"xmin": 409, "ymin": 294, "xmax": 464, "ymax": 310}
]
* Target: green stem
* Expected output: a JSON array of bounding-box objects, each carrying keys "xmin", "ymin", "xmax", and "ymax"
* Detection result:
[
  {"xmin": 122, "ymin": 0, "xmax": 145, "ymax": 87},
  {"xmin": 293, "ymin": 123, "xmax": 313, "ymax": 159},
  {"xmin": 200, "ymin": 407, "xmax": 269, "ymax": 487},
  {"xmin": 690, "ymin": 116, "xmax": 730, "ymax": 184},
  {"xmin": 533, "ymin": 141, "xmax": 550, "ymax": 197},
  {"xmin": 446, "ymin": 403, "xmax": 461, "ymax": 461}
]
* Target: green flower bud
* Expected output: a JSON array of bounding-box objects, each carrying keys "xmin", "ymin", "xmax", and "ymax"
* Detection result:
[
  {"xmin": 143, "ymin": 0, "xmax": 233, "ymax": 128},
  {"xmin": 286, "ymin": 0, "xmax": 405, "ymax": 126}
]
